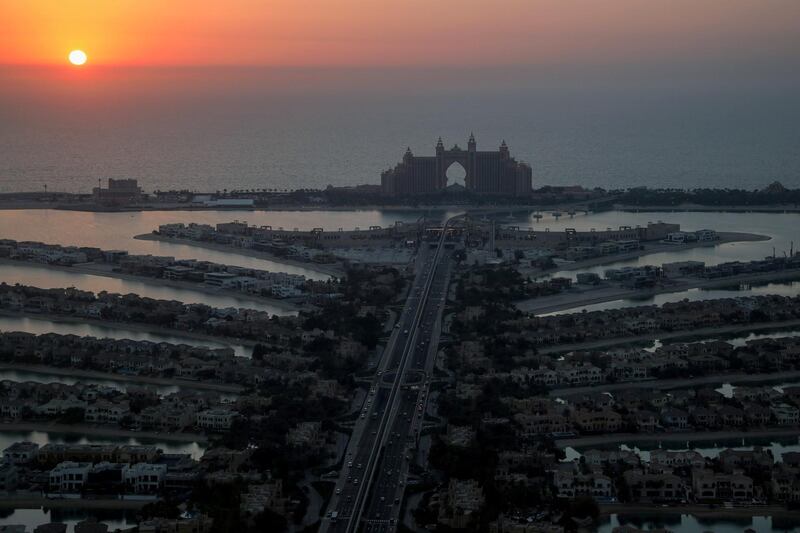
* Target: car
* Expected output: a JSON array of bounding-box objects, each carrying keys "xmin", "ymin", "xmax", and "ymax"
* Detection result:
[
  {"xmin": 360, "ymin": 414, "xmax": 365, "ymax": 418},
  {"xmin": 348, "ymin": 461, "xmax": 353, "ymax": 467},
  {"xmin": 336, "ymin": 488, "xmax": 342, "ymax": 495},
  {"xmin": 353, "ymin": 478, "xmax": 359, "ymax": 485}
]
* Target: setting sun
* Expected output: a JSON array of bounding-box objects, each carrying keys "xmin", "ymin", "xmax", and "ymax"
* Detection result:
[{"xmin": 68, "ymin": 49, "xmax": 87, "ymax": 66}]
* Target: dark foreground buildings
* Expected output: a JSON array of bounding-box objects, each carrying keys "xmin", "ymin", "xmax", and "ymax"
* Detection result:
[{"xmin": 381, "ymin": 134, "xmax": 532, "ymax": 197}]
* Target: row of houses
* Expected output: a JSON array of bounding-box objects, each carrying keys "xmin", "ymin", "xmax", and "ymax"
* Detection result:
[
  {"xmin": 559, "ymin": 447, "xmax": 800, "ymax": 505},
  {"xmin": 503, "ymin": 294, "xmax": 800, "ymax": 348},
  {"xmin": 156, "ymin": 220, "xmax": 420, "ymax": 261},
  {"xmin": 0, "ymin": 378, "xmax": 239, "ymax": 433},
  {"xmin": 503, "ymin": 380, "xmax": 800, "ymax": 439},
  {"xmin": 0, "ymin": 239, "xmax": 314, "ymax": 299}
]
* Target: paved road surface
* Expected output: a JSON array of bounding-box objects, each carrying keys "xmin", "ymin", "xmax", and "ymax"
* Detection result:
[{"xmin": 321, "ymin": 226, "xmax": 457, "ymax": 532}]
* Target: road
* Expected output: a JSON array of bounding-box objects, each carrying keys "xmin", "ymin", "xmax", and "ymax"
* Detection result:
[{"xmin": 321, "ymin": 223, "xmax": 457, "ymax": 532}]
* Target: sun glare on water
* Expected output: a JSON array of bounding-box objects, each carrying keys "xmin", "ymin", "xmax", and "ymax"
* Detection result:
[{"xmin": 68, "ymin": 50, "xmax": 87, "ymax": 66}]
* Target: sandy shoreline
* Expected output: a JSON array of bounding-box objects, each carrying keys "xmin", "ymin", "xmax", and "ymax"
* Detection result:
[
  {"xmin": 0, "ymin": 421, "xmax": 208, "ymax": 443},
  {"xmin": 0, "ymin": 363, "xmax": 244, "ymax": 394},
  {"xmin": 0, "ymin": 309, "xmax": 258, "ymax": 352},
  {"xmin": 538, "ymin": 318, "xmax": 800, "ymax": 355},
  {"xmin": 519, "ymin": 268, "xmax": 800, "ymax": 315},
  {"xmin": 135, "ymin": 232, "xmax": 343, "ymax": 278},
  {"xmin": 0, "ymin": 257, "xmax": 300, "ymax": 314}
]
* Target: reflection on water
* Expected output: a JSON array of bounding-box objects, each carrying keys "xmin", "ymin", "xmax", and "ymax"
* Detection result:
[
  {"xmin": 0, "ymin": 315, "xmax": 252, "ymax": 359},
  {"xmin": 597, "ymin": 514, "xmax": 799, "ymax": 533},
  {"xmin": 0, "ymin": 209, "xmax": 445, "ymax": 280},
  {"xmin": 0, "ymin": 430, "xmax": 205, "ymax": 460},
  {"xmin": 0, "ymin": 369, "xmax": 239, "ymax": 402},
  {"xmin": 0, "ymin": 263, "xmax": 290, "ymax": 315},
  {"xmin": 542, "ymin": 280, "xmax": 800, "ymax": 316},
  {"xmin": 640, "ymin": 329, "xmax": 800, "ymax": 354},
  {"xmin": 517, "ymin": 210, "xmax": 794, "ymax": 270},
  {"xmin": 0, "ymin": 369, "xmax": 180, "ymax": 396},
  {"xmin": 565, "ymin": 438, "xmax": 800, "ymax": 465},
  {"xmin": 0, "ymin": 507, "xmax": 135, "ymax": 533}
]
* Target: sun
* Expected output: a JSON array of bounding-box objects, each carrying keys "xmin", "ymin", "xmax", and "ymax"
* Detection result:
[{"xmin": 68, "ymin": 50, "xmax": 88, "ymax": 66}]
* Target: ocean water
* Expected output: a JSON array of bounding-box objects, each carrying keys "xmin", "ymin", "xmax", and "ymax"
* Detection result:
[{"xmin": 1, "ymin": 66, "xmax": 799, "ymax": 194}]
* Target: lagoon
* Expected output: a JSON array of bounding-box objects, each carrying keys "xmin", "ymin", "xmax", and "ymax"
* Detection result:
[
  {"xmin": 0, "ymin": 430, "xmax": 205, "ymax": 460},
  {"xmin": 0, "ymin": 315, "xmax": 252, "ymax": 359}
]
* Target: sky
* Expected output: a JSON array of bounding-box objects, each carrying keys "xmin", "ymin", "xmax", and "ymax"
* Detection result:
[
  {"xmin": 0, "ymin": 1, "xmax": 799, "ymax": 193},
  {"xmin": 2, "ymin": 0, "xmax": 800, "ymax": 68}
]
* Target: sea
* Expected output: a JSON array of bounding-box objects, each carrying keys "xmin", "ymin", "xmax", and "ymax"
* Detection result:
[
  {"xmin": 1, "ymin": 65, "xmax": 799, "ymax": 194},
  {"xmin": 2, "ymin": 65, "xmax": 800, "ymax": 532}
]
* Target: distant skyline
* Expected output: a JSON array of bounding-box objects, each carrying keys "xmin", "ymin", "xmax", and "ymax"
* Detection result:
[{"xmin": 2, "ymin": 0, "xmax": 800, "ymax": 68}]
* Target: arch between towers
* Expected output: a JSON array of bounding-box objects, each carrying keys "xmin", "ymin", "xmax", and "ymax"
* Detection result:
[{"xmin": 438, "ymin": 150, "xmax": 472, "ymax": 189}]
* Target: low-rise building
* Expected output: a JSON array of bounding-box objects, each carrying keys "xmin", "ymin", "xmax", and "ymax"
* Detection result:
[
  {"xmin": 623, "ymin": 470, "xmax": 685, "ymax": 502},
  {"xmin": 3, "ymin": 441, "xmax": 39, "ymax": 465},
  {"xmin": 692, "ymin": 469, "xmax": 753, "ymax": 502},
  {"xmin": 196, "ymin": 409, "xmax": 237, "ymax": 431}
]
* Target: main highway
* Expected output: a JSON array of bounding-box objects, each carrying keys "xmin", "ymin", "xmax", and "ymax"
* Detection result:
[{"xmin": 321, "ymin": 221, "xmax": 457, "ymax": 533}]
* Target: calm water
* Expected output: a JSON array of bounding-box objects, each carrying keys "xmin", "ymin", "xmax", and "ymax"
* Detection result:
[
  {"xmin": 530, "ymin": 211, "xmax": 800, "ymax": 275},
  {"xmin": 0, "ymin": 315, "xmax": 252, "ymax": 358},
  {"xmin": 597, "ymin": 514, "xmax": 800, "ymax": 533},
  {"xmin": 565, "ymin": 440, "xmax": 800, "ymax": 464},
  {"xmin": 1, "ymin": 66, "xmax": 798, "ymax": 193},
  {"xmin": 543, "ymin": 280, "xmax": 800, "ymax": 316},
  {"xmin": 0, "ymin": 508, "xmax": 135, "ymax": 533},
  {"xmin": 0, "ymin": 368, "xmax": 181, "ymax": 396},
  {"xmin": 0, "ymin": 430, "xmax": 205, "ymax": 459},
  {"xmin": 0, "ymin": 208, "xmax": 437, "ymax": 279},
  {"xmin": 0, "ymin": 263, "xmax": 292, "ymax": 315}
]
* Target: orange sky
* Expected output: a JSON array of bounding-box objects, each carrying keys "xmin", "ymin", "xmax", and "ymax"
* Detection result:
[{"xmin": 2, "ymin": 0, "xmax": 799, "ymax": 67}]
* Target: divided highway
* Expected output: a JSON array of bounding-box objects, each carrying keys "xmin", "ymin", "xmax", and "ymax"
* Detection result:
[{"xmin": 321, "ymin": 223, "xmax": 457, "ymax": 532}]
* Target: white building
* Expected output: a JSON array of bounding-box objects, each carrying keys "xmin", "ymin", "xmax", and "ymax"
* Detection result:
[
  {"xmin": 49, "ymin": 462, "xmax": 91, "ymax": 492},
  {"xmin": 124, "ymin": 463, "xmax": 167, "ymax": 494},
  {"xmin": 196, "ymin": 409, "xmax": 237, "ymax": 431}
]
